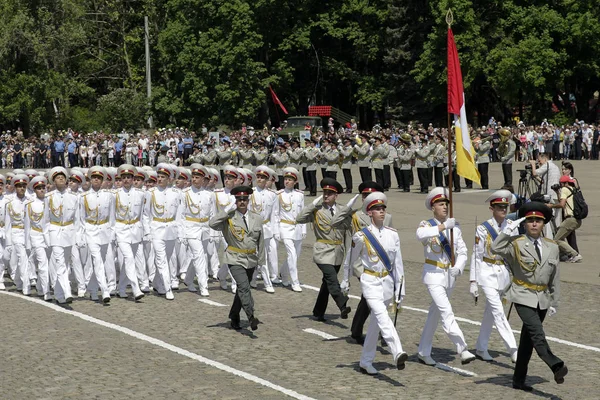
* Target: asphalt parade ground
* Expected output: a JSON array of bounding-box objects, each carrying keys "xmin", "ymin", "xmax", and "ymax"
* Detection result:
[{"xmin": 1, "ymin": 161, "xmax": 599, "ymax": 399}]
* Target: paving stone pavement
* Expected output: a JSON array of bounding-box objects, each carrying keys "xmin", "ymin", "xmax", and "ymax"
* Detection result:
[{"xmin": 1, "ymin": 161, "xmax": 599, "ymax": 399}]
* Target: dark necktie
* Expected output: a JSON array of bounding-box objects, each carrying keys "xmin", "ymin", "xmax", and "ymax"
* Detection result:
[
  {"xmin": 534, "ymin": 240, "xmax": 541, "ymax": 260},
  {"xmin": 330, "ymin": 207, "xmax": 335, "ymax": 217},
  {"xmin": 242, "ymin": 215, "xmax": 249, "ymax": 230}
]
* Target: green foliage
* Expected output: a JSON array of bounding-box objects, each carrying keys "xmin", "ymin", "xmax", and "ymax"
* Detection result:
[{"xmin": 1, "ymin": 0, "xmax": 600, "ymax": 134}]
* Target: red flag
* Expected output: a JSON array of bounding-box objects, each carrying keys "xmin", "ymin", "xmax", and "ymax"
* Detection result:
[
  {"xmin": 269, "ymin": 85, "xmax": 288, "ymax": 115},
  {"xmin": 447, "ymin": 28, "xmax": 464, "ymax": 115}
]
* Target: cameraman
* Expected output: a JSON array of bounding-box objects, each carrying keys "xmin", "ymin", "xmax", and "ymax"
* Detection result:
[
  {"xmin": 549, "ymin": 176, "xmax": 583, "ymax": 262},
  {"xmin": 529, "ymin": 153, "xmax": 560, "ymax": 237}
]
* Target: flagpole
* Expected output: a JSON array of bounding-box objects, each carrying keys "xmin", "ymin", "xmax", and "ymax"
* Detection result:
[{"xmin": 446, "ymin": 9, "xmax": 455, "ymax": 265}]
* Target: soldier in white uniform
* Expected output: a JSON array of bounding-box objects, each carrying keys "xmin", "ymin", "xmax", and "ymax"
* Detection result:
[
  {"xmin": 273, "ymin": 167, "xmax": 306, "ymax": 290},
  {"xmin": 416, "ymin": 187, "xmax": 476, "ymax": 365},
  {"xmin": 263, "ymin": 167, "xmax": 281, "ymax": 283},
  {"xmin": 46, "ymin": 167, "xmax": 82, "ymax": 304},
  {"xmin": 249, "ymin": 166, "xmax": 277, "ymax": 293},
  {"xmin": 24, "ymin": 176, "xmax": 51, "ymax": 301},
  {"xmin": 470, "ymin": 190, "xmax": 518, "ymax": 362},
  {"xmin": 0, "ymin": 175, "xmax": 10, "ymax": 291},
  {"xmin": 80, "ymin": 166, "xmax": 114, "ymax": 303},
  {"xmin": 68, "ymin": 169, "xmax": 89, "ymax": 297},
  {"xmin": 346, "ymin": 192, "xmax": 408, "ymax": 375},
  {"xmin": 178, "ymin": 164, "xmax": 215, "ymax": 296},
  {"xmin": 144, "ymin": 163, "xmax": 181, "ymax": 300},
  {"xmin": 205, "ymin": 167, "xmax": 222, "ymax": 280},
  {"xmin": 113, "ymin": 164, "xmax": 146, "ymax": 301},
  {"xmin": 5, "ymin": 175, "xmax": 30, "ymax": 294}
]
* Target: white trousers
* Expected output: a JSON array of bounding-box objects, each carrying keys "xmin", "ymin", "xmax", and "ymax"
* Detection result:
[
  {"xmin": 52, "ymin": 246, "xmax": 73, "ymax": 301},
  {"xmin": 206, "ymin": 237, "xmax": 221, "ymax": 278},
  {"xmin": 360, "ymin": 274, "xmax": 404, "ymax": 366},
  {"xmin": 142, "ymin": 240, "xmax": 154, "ymax": 287},
  {"xmin": 183, "ymin": 238, "xmax": 209, "ymax": 290},
  {"xmin": 11, "ymin": 243, "xmax": 29, "ymax": 294},
  {"xmin": 265, "ymin": 237, "xmax": 279, "ymax": 281},
  {"xmin": 105, "ymin": 243, "xmax": 117, "ymax": 292},
  {"xmin": 0, "ymin": 238, "xmax": 6, "ymax": 284},
  {"xmin": 86, "ymin": 242, "xmax": 111, "ymax": 297},
  {"xmin": 117, "ymin": 241, "xmax": 143, "ymax": 296},
  {"xmin": 476, "ymin": 285, "xmax": 517, "ymax": 352},
  {"xmin": 152, "ymin": 239, "xmax": 175, "ymax": 294},
  {"xmin": 70, "ymin": 244, "xmax": 88, "ymax": 291},
  {"xmin": 29, "ymin": 245, "xmax": 50, "ymax": 296},
  {"xmin": 418, "ymin": 284, "xmax": 468, "ymax": 356},
  {"xmin": 281, "ymin": 238, "xmax": 302, "ymax": 286}
]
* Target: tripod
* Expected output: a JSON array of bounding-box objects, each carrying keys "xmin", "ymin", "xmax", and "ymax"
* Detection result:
[{"xmin": 516, "ymin": 169, "xmax": 540, "ymax": 201}]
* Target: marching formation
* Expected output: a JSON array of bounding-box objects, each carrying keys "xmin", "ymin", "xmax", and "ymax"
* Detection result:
[{"xmin": 0, "ymin": 162, "xmax": 567, "ymax": 391}]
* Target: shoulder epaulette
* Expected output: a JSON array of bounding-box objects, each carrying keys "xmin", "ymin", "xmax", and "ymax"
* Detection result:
[
  {"xmin": 514, "ymin": 235, "xmax": 527, "ymax": 241},
  {"xmin": 148, "ymin": 187, "xmax": 156, "ymax": 192},
  {"xmin": 543, "ymin": 237, "xmax": 557, "ymax": 245},
  {"xmin": 268, "ymin": 188, "xmax": 277, "ymax": 193},
  {"xmin": 182, "ymin": 187, "xmax": 191, "ymax": 193},
  {"xmin": 294, "ymin": 189, "xmax": 303, "ymax": 193},
  {"xmin": 384, "ymin": 226, "xmax": 397, "ymax": 232},
  {"xmin": 277, "ymin": 189, "xmax": 284, "ymax": 194},
  {"xmin": 214, "ymin": 188, "xmax": 224, "ymax": 192}
]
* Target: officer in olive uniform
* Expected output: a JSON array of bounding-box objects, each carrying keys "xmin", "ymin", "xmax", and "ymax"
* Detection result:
[
  {"xmin": 296, "ymin": 178, "xmax": 351, "ymax": 321},
  {"xmin": 238, "ymin": 140, "xmax": 255, "ymax": 169},
  {"xmin": 324, "ymin": 140, "xmax": 340, "ymax": 180},
  {"xmin": 500, "ymin": 128, "xmax": 516, "ymax": 186},
  {"xmin": 157, "ymin": 146, "xmax": 169, "ymax": 164},
  {"xmin": 217, "ymin": 139, "xmax": 233, "ymax": 182},
  {"xmin": 371, "ymin": 136, "xmax": 388, "ymax": 189},
  {"xmin": 475, "ymin": 135, "xmax": 491, "ymax": 189},
  {"xmin": 415, "ymin": 136, "xmax": 434, "ymax": 193},
  {"xmin": 202, "ymin": 143, "xmax": 217, "ymax": 167},
  {"xmin": 254, "ymin": 140, "xmax": 269, "ymax": 166},
  {"xmin": 271, "ymin": 144, "xmax": 290, "ymax": 190},
  {"xmin": 209, "ymin": 185, "xmax": 265, "ymax": 331},
  {"xmin": 491, "ymin": 202, "xmax": 567, "ymax": 392}
]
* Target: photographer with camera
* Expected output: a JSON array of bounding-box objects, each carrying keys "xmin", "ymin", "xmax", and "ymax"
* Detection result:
[
  {"xmin": 549, "ymin": 176, "xmax": 583, "ymax": 263},
  {"xmin": 529, "ymin": 153, "xmax": 561, "ymax": 237}
]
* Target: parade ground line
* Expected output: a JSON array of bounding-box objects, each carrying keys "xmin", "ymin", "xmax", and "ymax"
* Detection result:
[
  {"xmin": 303, "ymin": 328, "xmax": 339, "ymax": 340},
  {"xmin": 198, "ymin": 298, "xmax": 228, "ymax": 307},
  {"xmin": 0, "ymin": 291, "xmax": 316, "ymax": 400},
  {"xmin": 299, "ymin": 284, "xmax": 600, "ymax": 353}
]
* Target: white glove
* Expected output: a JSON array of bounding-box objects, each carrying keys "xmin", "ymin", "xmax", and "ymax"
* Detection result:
[
  {"xmin": 346, "ymin": 194, "xmax": 360, "ymax": 209},
  {"xmin": 449, "ymin": 266, "xmax": 461, "ymax": 277},
  {"xmin": 340, "ymin": 279, "xmax": 350, "ymax": 294},
  {"xmin": 502, "ymin": 217, "xmax": 526, "ymax": 234},
  {"xmin": 469, "ymin": 281, "xmax": 479, "ymax": 298},
  {"xmin": 301, "ymin": 233, "xmax": 307, "ymax": 239},
  {"xmin": 547, "ymin": 306, "xmax": 557, "ymax": 317},
  {"xmin": 395, "ymin": 295, "xmax": 404, "ymax": 307},
  {"xmin": 444, "ymin": 218, "xmax": 456, "ymax": 230},
  {"xmin": 274, "ymin": 233, "xmax": 281, "ymax": 242},
  {"xmin": 312, "ymin": 195, "xmax": 323, "ymax": 206},
  {"xmin": 180, "ymin": 238, "xmax": 188, "ymax": 246},
  {"xmin": 225, "ymin": 202, "xmax": 237, "ymax": 213}
]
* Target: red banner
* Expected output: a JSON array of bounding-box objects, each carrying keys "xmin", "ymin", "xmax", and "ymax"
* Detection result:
[{"xmin": 269, "ymin": 85, "xmax": 288, "ymax": 115}]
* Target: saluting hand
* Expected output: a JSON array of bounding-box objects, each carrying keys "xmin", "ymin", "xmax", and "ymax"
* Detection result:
[
  {"xmin": 346, "ymin": 194, "xmax": 360, "ymax": 209},
  {"xmin": 312, "ymin": 195, "xmax": 323, "ymax": 206}
]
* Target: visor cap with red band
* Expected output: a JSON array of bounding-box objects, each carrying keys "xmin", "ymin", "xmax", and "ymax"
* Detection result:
[
  {"xmin": 135, "ymin": 167, "xmax": 148, "ymax": 180},
  {"xmin": 89, "ymin": 166, "xmax": 106, "ymax": 180},
  {"xmin": 147, "ymin": 170, "xmax": 158, "ymax": 182},
  {"xmin": 485, "ymin": 189, "xmax": 512, "ymax": 206},
  {"xmin": 518, "ymin": 201, "xmax": 552, "ymax": 224},
  {"xmin": 283, "ymin": 167, "xmax": 300, "ymax": 181},
  {"xmin": 29, "ymin": 176, "xmax": 47, "ymax": 190},
  {"xmin": 177, "ymin": 167, "xmax": 190, "ymax": 181},
  {"xmin": 69, "ymin": 170, "xmax": 85, "ymax": 184},
  {"xmin": 224, "ymin": 165, "xmax": 239, "ymax": 179},
  {"xmin": 255, "ymin": 165, "xmax": 271, "ymax": 180},
  {"xmin": 358, "ymin": 181, "xmax": 384, "ymax": 194},
  {"xmin": 363, "ymin": 192, "xmax": 387, "ymax": 213},
  {"xmin": 425, "ymin": 187, "xmax": 450, "ymax": 210},
  {"xmin": 48, "ymin": 167, "xmax": 68, "ymax": 184},
  {"xmin": 190, "ymin": 163, "xmax": 207, "ymax": 177},
  {"xmin": 320, "ymin": 178, "xmax": 343, "ymax": 194},
  {"xmin": 12, "ymin": 174, "xmax": 29, "ymax": 186},
  {"xmin": 118, "ymin": 164, "xmax": 136, "ymax": 177},
  {"xmin": 156, "ymin": 163, "xmax": 173, "ymax": 178},
  {"xmin": 231, "ymin": 185, "xmax": 253, "ymax": 199}
]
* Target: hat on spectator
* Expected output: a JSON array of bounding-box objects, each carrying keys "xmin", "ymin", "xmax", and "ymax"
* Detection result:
[
  {"xmin": 559, "ymin": 175, "xmax": 576, "ymax": 184},
  {"xmin": 363, "ymin": 192, "xmax": 387, "ymax": 214}
]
